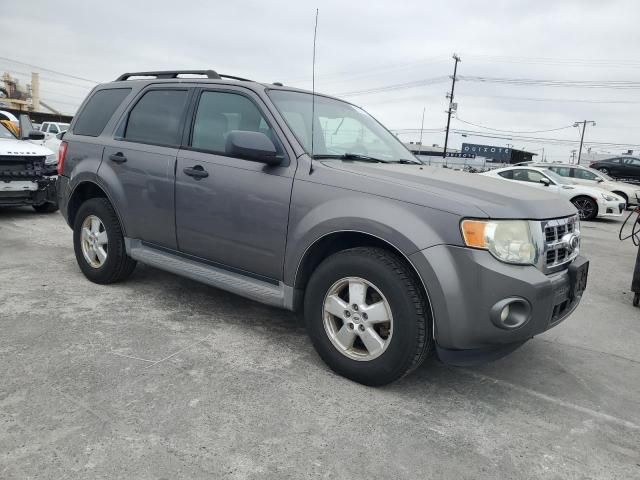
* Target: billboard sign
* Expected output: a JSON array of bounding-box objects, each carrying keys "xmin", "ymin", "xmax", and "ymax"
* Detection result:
[{"xmin": 461, "ymin": 143, "xmax": 511, "ymax": 163}]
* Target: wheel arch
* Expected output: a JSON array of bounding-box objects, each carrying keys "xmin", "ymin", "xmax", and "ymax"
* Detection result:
[
  {"xmin": 611, "ymin": 190, "xmax": 628, "ymax": 203},
  {"xmin": 292, "ymin": 230, "xmax": 434, "ymax": 322},
  {"xmin": 67, "ymin": 181, "xmax": 125, "ymax": 234}
]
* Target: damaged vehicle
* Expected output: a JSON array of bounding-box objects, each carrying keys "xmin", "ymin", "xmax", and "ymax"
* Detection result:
[{"xmin": 0, "ymin": 115, "xmax": 58, "ymax": 213}]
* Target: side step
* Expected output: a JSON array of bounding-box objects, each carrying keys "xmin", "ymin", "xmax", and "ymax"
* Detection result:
[{"xmin": 125, "ymin": 239, "xmax": 293, "ymax": 309}]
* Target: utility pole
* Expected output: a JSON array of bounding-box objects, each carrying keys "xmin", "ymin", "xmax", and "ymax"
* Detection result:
[
  {"xmin": 570, "ymin": 150, "xmax": 577, "ymax": 164},
  {"xmin": 574, "ymin": 120, "xmax": 596, "ymax": 165},
  {"xmin": 443, "ymin": 53, "xmax": 461, "ymax": 159}
]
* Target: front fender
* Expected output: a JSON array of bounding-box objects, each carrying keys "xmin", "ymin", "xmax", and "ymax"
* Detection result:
[{"xmin": 283, "ymin": 180, "xmax": 462, "ymax": 285}]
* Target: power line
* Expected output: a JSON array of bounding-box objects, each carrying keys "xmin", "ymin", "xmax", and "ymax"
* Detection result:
[
  {"xmin": 461, "ymin": 53, "xmax": 640, "ymax": 68},
  {"xmin": 333, "ymin": 76, "xmax": 449, "ymax": 97},
  {"xmin": 456, "ymin": 92, "xmax": 640, "ymax": 104},
  {"xmin": 458, "ymin": 75, "xmax": 640, "ymax": 89},
  {"xmin": 0, "ymin": 56, "xmax": 100, "ymax": 84},
  {"xmin": 454, "ymin": 117, "xmax": 575, "ymax": 134}
]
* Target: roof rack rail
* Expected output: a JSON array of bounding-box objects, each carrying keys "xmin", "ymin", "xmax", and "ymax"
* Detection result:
[
  {"xmin": 115, "ymin": 70, "xmax": 222, "ymax": 81},
  {"xmin": 219, "ymin": 74, "xmax": 253, "ymax": 82}
]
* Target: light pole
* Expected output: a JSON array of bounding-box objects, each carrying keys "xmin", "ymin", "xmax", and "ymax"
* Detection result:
[
  {"xmin": 443, "ymin": 54, "xmax": 461, "ymax": 159},
  {"xmin": 574, "ymin": 120, "xmax": 596, "ymax": 165}
]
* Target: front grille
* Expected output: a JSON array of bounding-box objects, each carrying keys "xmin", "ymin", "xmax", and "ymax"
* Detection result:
[
  {"xmin": 539, "ymin": 216, "xmax": 580, "ymax": 273},
  {"xmin": 0, "ymin": 156, "xmax": 46, "ymax": 180}
]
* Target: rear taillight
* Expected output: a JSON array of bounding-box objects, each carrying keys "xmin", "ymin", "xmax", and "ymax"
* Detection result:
[{"xmin": 57, "ymin": 141, "xmax": 68, "ymax": 175}]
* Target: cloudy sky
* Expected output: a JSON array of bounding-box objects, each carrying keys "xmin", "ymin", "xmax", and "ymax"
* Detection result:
[{"xmin": 2, "ymin": 0, "xmax": 639, "ymax": 160}]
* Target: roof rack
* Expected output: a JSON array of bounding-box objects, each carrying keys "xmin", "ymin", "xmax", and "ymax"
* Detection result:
[
  {"xmin": 115, "ymin": 70, "xmax": 255, "ymax": 82},
  {"xmin": 115, "ymin": 70, "xmax": 222, "ymax": 81}
]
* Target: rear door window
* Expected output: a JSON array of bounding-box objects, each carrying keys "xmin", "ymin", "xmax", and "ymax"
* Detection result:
[
  {"xmin": 574, "ymin": 168, "xmax": 598, "ymax": 180},
  {"xmin": 49, "ymin": 124, "xmax": 59, "ymax": 134},
  {"xmin": 549, "ymin": 166, "xmax": 571, "ymax": 177},
  {"xmin": 73, "ymin": 88, "xmax": 132, "ymax": 136},
  {"xmin": 124, "ymin": 89, "xmax": 189, "ymax": 146},
  {"xmin": 498, "ymin": 170, "xmax": 513, "ymax": 179}
]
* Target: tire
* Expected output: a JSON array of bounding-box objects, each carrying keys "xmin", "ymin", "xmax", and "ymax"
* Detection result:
[
  {"xmin": 571, "ymin": 196, "xmax": 598, "ymax": 221},
  {"xmin": 304, "ymin": 247, "xmax": 432, "ymax": 386},
  {"xmin": 33, "ymin": 202, "xmax": 59, "ymax": 213},
  {"xmin": 598, "ymin": 168, "xmax": 610, "ymax": 175},
  {"xmin": 73, "ymin": 197, "xmax": 136, "ymax": 284}
]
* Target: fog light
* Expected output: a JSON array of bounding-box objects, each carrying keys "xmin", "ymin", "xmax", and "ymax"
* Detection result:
[{"xmin": 490, "ymin": 297, "xmax": 531, "ymax": 330}]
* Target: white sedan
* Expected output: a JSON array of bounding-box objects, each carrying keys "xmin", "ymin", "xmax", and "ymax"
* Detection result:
[{"xmin": 482, "ymin": 166, "xmax": 626, "ymax": 220}]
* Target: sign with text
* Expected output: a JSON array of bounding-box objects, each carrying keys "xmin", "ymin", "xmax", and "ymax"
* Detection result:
[
  {"xmin": 462, "ymin": 143, "xmax": 511, "ymax": 162},
  {"xmin": 416, "ymin": 151, "xmax": 476, "ymax": 158}
]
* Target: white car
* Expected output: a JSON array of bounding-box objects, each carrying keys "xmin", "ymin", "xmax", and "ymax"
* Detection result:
[
  {"xmin": 482, "ymin": 166, "xmax": 626, "ymax": 220},
  {"xmin": 535, "ymin": 163, "xmax": 640, "ymax": 206},
  {"xmin": 43, "ymin": 131, "xmax": 65, "ymax": 155},
  {"xmin": 39, "ymin": 122, "xmax": 70, "ymax": 140},
  {"xmin": 0, "ymin": 116, "xmax": 58, "ymax": 212}
]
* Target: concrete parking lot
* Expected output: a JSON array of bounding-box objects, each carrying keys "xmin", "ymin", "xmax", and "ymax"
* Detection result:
[{"xmin": 1, "ymin": 208, "xmax": 639, "ymax": 479}]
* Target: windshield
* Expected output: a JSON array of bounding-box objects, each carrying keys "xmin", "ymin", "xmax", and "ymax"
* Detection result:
[
  {"xmin": 268, "ymin": 90, "xmax": 413, "ymax": 162},
  {"xmin": 0, "ymin": 122, "xmax": 16, "ymax": 139},
  {"xmin": 544, "ymin": 169, "xmax": 573, "ymax": 185}
]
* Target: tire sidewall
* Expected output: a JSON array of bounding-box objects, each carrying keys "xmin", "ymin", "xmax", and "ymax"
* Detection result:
[{"xmin": 305, "ymin": 251, "xmax": 424, "ymax": 384}]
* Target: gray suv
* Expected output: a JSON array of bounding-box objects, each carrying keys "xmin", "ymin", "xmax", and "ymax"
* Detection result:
[{"xmin": 57, "ymin": 70, "xmax": 589, "ymax": 385}]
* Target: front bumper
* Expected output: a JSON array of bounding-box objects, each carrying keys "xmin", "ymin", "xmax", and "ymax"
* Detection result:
[
  {"xmin": 410, "ymin": 245, "xmax": 587, "ymax": 363},
  {"xmin": 0, "ymin": 176, "xmax": 57, "ymax": 207},
  {"xmin": 597, "ymin": 198, "xmax": 625, "ymax": 217}
]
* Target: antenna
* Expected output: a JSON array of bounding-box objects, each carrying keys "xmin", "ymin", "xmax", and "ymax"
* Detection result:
[
  {"xmin": 417, "ymin": 106, "xmax": 426, "ymax": 157},
  {"xmin": 311, "ymin": 8, "xmax": 319, "ymax": 164}
]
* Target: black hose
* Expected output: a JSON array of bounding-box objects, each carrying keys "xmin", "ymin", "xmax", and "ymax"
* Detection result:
[{"xmin": 619, "ymin": 207, "xmax": 640, "ymax": 246}]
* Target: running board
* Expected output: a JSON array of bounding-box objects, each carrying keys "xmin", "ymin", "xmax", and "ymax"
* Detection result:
[{"xmin": 125, "ymin": 238, "xmax": 294, "ymax": 310}]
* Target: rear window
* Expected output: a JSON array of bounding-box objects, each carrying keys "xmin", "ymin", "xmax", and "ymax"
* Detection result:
[
  {"xmin": 73, "ymin": 88, "xmax": 131, "ymax": 136},
  {"xmin": 124, "ymin": 89, "xmax": 188, "ymax": 146}
]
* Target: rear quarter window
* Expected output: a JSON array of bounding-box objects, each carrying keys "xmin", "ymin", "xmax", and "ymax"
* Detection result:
[{"xmin": 73, "ymin": 88, "xmax": 132, "ymax": 136}]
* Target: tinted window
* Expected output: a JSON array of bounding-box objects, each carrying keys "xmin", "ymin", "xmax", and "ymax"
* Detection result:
[
  {"xmin": 41, "ymin": 123, "xmax": 48, "ymax": 132},
  {"xmin": 125, "ymin": 90, "xmax": 188, "ymax": 146},
  {"xmin": 74, "ymin": 88, "xmax": 131, "ymax": 136},
  {"xmin": 623, "ymin": 157, "xmax": 640, "ymax": 166},
  {"xmin": 191, "ymin": 91, "xmax": 274, "ymax": 154},
  {"xmin": 513, "ymin": 169, "xmax": 545, "ymax": 183},
  {"xmin": 549, "ymin": 166, "xmax": 572, "ymax": 177},
  {"xmin": 498, "ymin": 170, "xmax": 513, "ymax": 179},
  {"xmin": 49, "ymin": 124, "xmax": 59, "ymax": 134},
  {"xmin": 574, "ymin": 168, "xmax": 598, "ymax": 180}
]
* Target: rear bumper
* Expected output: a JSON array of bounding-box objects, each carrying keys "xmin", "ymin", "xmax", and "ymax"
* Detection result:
[
  {"xmin": 410, "ymin": 245, "xmax": 586, "ymax": 363},
  {"xmin": 0, "ymin": 177, "xmax": 57, "ymax": 207}
]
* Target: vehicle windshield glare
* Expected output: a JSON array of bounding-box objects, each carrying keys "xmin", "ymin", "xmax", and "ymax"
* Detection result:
[
  {"xmin": 267, "ymin": 90, "xmax": 413, "ymax": 162},
  {"xmin": 0, "ymin": 122, "xmax": 16, "ymax": 139},
  {"xmin": 544, "ymin": 169, "xmax": 572, "ymax": 185}
]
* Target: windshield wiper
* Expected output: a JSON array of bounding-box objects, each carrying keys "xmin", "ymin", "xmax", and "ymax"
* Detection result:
[{"xmin": 312, "ymin": 153, "xmax": 388, "ymax": 163}]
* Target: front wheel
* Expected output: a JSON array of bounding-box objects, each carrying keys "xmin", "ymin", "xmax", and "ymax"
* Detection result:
[
  {"xmin": 304, "ymin": 247, "xmax": 432, "ymax": 386},
  {"xmin": 572, "ymin": 196, "xmax": 598, "ymax": 221}
]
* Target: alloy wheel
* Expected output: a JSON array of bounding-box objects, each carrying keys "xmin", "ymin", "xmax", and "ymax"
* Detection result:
[
  {"xmin": 323, "ymin": 276, "xmax": 393, "ymax": 361},
  {"xmin": 573, "ymin": 198, "xmax": 595, "ymax": 220},
  {"xmin": 80, "ymin": 215, "xmax": 108, "ymax": 268}
]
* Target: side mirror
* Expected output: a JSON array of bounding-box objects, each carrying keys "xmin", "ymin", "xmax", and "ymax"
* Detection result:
[
  {"xmin": 539, "ymin": 177, "xmax": 551, "ymax": 187},
  {"xmin": 225, "ymin": 130, "xmax": 282, "ymax": 166},
  {"xmin": 28, "ymin": 131, "xmax": 45, "ymax": 140},
  {"xmin": 18, "ymin": 113, "xmax": 36, "ymax": 140}
]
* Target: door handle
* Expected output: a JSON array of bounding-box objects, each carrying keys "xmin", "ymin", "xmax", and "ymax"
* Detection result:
[
  {"xmin": 183, "ymin": 165, "xmax": 209, "ymax": 179},
  {"xmin": 109, "ymin": 152, "xmax": 127, "ymax": 163}
]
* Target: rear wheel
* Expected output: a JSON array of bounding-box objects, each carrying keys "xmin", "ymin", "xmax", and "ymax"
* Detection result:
[
  {"xmin": 73, "ymin": 198, "xmax": 136, "ymax": 284},
  {"xmin": 598, "ymin": 167, "xmax": 610, "ymax": 176},
  {"xmin": 304, "ymin": 247, "xmax": 432, "ymax": 386},
  {"xmin": 33, "ymin": 202, "xmax": 58, "ymax": 213},
  {"xmin": 572, "ymin": 196, "xmax": 598, "ymax": 220}
]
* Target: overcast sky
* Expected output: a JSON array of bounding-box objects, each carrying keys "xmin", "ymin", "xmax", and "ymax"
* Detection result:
[{"xmin": 2, "ymin": 0, "xmax": 640, "ymax": 160}]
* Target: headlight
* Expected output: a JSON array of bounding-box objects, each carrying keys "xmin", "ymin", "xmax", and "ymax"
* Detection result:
[
  {"xmin": 601, "ymin": 193, "xmax": 618, "ymax": 202},
  {"xmin": 45, "ymin": 154, "xmax": 57, "ymax": 165},
  {"xmin": 461, "ymin": 219, "xmax": 536, "ymax": 265}
]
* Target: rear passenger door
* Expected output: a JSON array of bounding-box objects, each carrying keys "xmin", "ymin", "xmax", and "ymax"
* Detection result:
[
  {"xmin": 175, "ymin": 88, "xmax": 295, "ymax": 281},
  {"xmin": 100, "ymin": 87, "xmax": 191, "ymax": 250}
]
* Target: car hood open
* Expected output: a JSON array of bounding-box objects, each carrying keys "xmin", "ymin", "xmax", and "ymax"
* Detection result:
[{"xmin": 320, "ymin": 161, "xmax": 578, "ymax": 219}]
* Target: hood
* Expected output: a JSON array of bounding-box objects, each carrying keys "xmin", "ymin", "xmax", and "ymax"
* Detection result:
[
  {"xmin": 0, "ymin": 137, "xmax": 53, "ymax": 157},
  {"xmin": 320, "ymin": 161, "xmax": 577, "ymax": 220}
]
